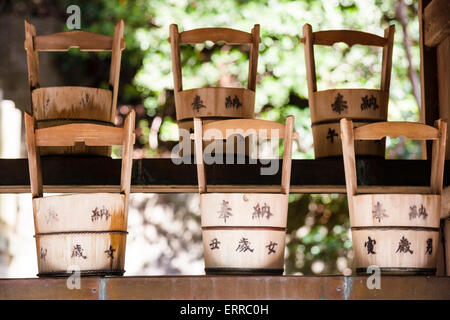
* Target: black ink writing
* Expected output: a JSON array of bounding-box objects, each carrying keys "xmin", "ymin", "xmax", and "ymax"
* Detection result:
[
  {"xmin": 91, "ymin": 206, "xmax": 111, "ymax": 222},
  {"xmin": 192, "ymin": 95, "xmax": 206, "ymax": 112},
  {"xmin": 331, "ymin": 93, "xmax": 348, "ymax": 114},
  {"xmin": 236, "ymin": 238, "xmax": 254, "ymax": 253},
  {"xmin": 218, "ymin": 200, "xmax": 233, "ymax": 223},
  {"xmin": 409, "ymin": 204, "xmax": 428, "ymax": 220},
  {"xmin": 361, "ymin": 95, "xmax": 379, "ymax": 111},
  {"xmin": 426, "ymin": 238, "xmax": 432, "ymax": 255},
  {"xmin": 40, "ymin": 248, "xmax": 47, "ymax": 261},
  {"xmin": 252, "ymin": 203, "xmax": 273, "ymax": 220},
  {"xmin": 104, "ymin": 245, "xmax": 116, "ymax": 259},
  {"xmin": 266, "ymin": 241, "xmax": 278, "ymax": 255},
  {"xmin": 46, "ymin": 209, "xmax": 59, "ymax": 224},
  {"xmin": 209, "ymin": 238, "xmax": 221, "ymax": 250},
  {"xmin": 71, "ymin": 244, "xmax": 87, "ymax": 259},
  {"xmin": 326, "ymin": 128, "xmax": 338, "ymax": 143},
  {"xmin": 225, "ymin": 95, "xmax": 242, "ymax": 109},
  {"xmin": 396, "ymin": 236, "xmax": 413, "ymax": 254},
  {"xmin": 372, "ymin": 201, "xmax": 389, "ymax": 222},
  {"xmin": 364, "ymin": 236, "xmax": 376, "ymax": 254}
]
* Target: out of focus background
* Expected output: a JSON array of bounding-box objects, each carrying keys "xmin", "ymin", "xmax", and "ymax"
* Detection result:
[{"xmin": 0, "ymin": 0, "xmax": 422, "ymax": 277}]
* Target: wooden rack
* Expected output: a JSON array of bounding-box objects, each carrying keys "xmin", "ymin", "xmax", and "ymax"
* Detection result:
[
  {"xmin": 0, "ymin": 276, "xmax": 449, "ymax": 300},
  {"xmin": 0, "ymin": 158, "xmax": 448, "ymax": 195}
]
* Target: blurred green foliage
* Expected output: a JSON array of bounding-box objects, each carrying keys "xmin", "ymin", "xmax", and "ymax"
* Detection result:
[{"xmin": 6, "ymin": 0, "xmax": 422, "ymax": 274}]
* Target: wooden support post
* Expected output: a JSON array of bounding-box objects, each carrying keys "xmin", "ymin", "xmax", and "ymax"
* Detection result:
[
  {"xmin": 109, "ymin": 20, "xmax": 125, "ymax": 123},
  {"xmin": 281, "ymin": 116, "xmax": 294, "ymax": 195},
  {"xmin": 24, "ymin": 112, "xmax": 42, "ymax": 198},
  {"xmin": 420, "ymin": 0, "xmax": 450, "ymax": 276},
  {"xmin": 248, "ymin": 24, "xmax": 260, "ymax": 91},
  {"xmin": 120, "ymin": 110, "xmax": 136, "ymax": 219},
  {"xmin": 194, "ymin": 117, "xmax": 206, "ymax": 193},
  {"xmin": 302, "ymin": 23, "xmax": 317, "ymax": 112},
  {"xmin": 169, "ymin": 24, "xmax": 182, "ymax": 93},
  {"xmin": 340, "ymin": 118, "xmax": 357, "ymax": 217}
]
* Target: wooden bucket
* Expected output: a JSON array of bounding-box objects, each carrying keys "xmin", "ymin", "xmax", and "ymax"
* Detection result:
[
  {"xmin": 170, "ymin": 25, "xmax": 260, "ymax": 156},
  {"xmin": 24, "ymin": 109, "xmax": 135, "ymax": 277},
  {"xmin": 201, "ymin": 193, "xmax": 288, "ymax": 274},
  {"xmin": 24, "ymin": 20, "xmax": 125, "ymax": 156},
  {"xmin": 351, "ymin": 194, "xmax": 440, "ymax": 274},
  {"xmin": 194, "ymin": 117, "xmax": 294, "ymax": 274},
  {"xmin": 302, "ymin": 24, "xmax": 395, "ymax": 158},
  {"xmin": 34, "ymin": 193, "xmax": 127, "ymax": 276},
  {"xmin": 32, "ymin": 86, "xmax": 114, "ymax": 156},
  {"xmin": 341, "ymin": 119, "xmax": 447, "ymax": 275}
]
